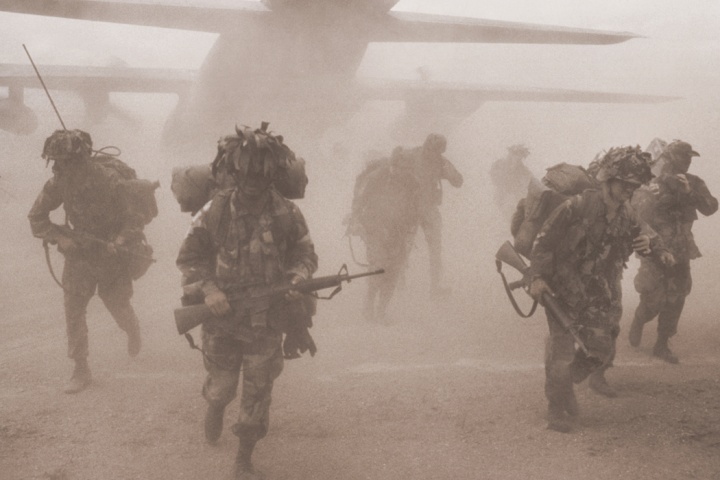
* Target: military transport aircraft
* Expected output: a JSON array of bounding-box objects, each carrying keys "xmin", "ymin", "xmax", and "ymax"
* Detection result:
[{"xmin": 0, "ymin": 0, "xmax": 674, "ymax": 147}]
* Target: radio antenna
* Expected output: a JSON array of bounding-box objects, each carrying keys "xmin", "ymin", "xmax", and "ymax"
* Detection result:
[{"xmin": 22, "ymin": 43, "xmax": 67, "ymax": 130}]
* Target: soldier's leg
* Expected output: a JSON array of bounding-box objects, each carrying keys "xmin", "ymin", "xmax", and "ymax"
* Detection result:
[
  {"xmin": 630, "ymin": 260, "xmax": 665, "ymax": 347},
  {"xmin": 232, "ymin": 329, "xmax": 284, "ymax": 478},
  {"xmin": 202, "ymin": 327, "xmax": 243, "ymax": 444},
  {"xmin": 544, "ymin": 312, "xmax": 576, "ymax": 432},
  {"xmin": 62, "ymin": 257, "xmax": 97, "ymax": 393},
  {"xmin": 421, "ymin": 208, "xmax": 447, "ymax": 295},
  {"xmin": 97, "ymin": 262, "xmax": 141, "ymax": 357},
  {"xmin": 654, "ymin": 263, "xmax": 691, "ymax": 364}
]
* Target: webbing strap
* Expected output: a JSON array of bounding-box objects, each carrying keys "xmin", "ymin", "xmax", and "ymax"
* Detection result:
[{"xmin": 496, "ymin": 260, "xmax": 538, "ymax": 318}]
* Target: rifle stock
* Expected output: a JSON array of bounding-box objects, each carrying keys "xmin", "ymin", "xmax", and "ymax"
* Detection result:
[
  {"xmin": 495, "ymin": 241, "xmax": 590, "ymax": 355},
  {"xmin": 174, "ymin": 265, "xmax": 384, "ymax": 335}
]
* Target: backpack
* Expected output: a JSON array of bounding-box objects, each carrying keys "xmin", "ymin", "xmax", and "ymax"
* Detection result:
[
  {"xmin": 94, "ymin": 154, "xmax": 159, "ymax": 226},
  {"xmin": 512, "ymin": 162, "xmax": 596, "ymax": 257},
  {"xmin": 93, "ymin": 154, "xmax": 159, "ymax": 279}
]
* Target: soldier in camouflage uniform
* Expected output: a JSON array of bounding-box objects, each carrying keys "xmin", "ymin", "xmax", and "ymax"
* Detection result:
[
  {"xmin": 176, "ymin": 125, "xmax": 317, "ymax": 480},
  {"xmin": 630, "ymin": 140, "xmax": 717, "ymax": 363},
  {"xmin": 529, "ymin": 146, "xmax": 673, "ymax": 433},
  {"xmin": 28, "ymin": 129, "xmax": 144, "ymax": 394},
  {"xmin": 490, "ymin": 143, "xmax": 536, "ymax": 220},
  {"xmin": 408, "ymin": 133, "xmax": 463, "ymax": 296}
]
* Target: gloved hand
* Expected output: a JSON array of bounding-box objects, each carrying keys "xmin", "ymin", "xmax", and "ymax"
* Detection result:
[
  {"xmin": 56, "ymin": 235, "xmax": 78, "ymax": 253},
  {"xmin": 632, "ymin": 234, "xmax": 651, "ymax": 255},
  {"xmin": 205, "ymin": 290, "xmax": 231, "ymax": 316},
  {"xmin": 528, "ymin": 277, "xmax": 553, "ymax": 301},
  {"xmin": 283, "ymin": 326, "xmax": 317, "ymax": 360}
]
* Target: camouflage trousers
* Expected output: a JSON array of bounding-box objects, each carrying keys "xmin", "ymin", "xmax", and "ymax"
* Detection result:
[
  {"xmin": 544, "ymin": 308, "xmax": 615, "ymax": 405},
  {"xmin": 201, "ymin": 325, "xmax": 284, "ymax": 441},
  {"xmin": 634, "ymin": 259, "xmax": 692, "ymax": 339},
  {"xmin": 62, "ymin": 253, "xmax": 137, "ymax": 360}
]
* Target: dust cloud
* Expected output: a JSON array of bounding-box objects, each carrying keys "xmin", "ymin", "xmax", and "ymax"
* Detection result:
[{"xmin": 1, "ymin": 2, "xmax": 720, "ymax": 478}]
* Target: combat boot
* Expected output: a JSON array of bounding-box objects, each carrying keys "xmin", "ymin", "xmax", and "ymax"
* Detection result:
[
  {"xmin": 127, "ymin": 322, "xmax": 142, "ymax": 357},
  {"xmin": 546, "ymin": 402, "xmax": 572, "ymax": 433},
  {"xmin": 653, "ymin": 337, "xmax": 679, "ymax": 364},
  {"xmin": 233, "ymin": 437, "xmax": 264, "ymax": 480},
  {"xmin": 564, "ymin": 389, "xmax": 579, "ymax": 417},
  {"xmin": 628, "ymin": 316, "xmax": 644, "ymax": 347},
  {"xmin": 64, "ymin": 358, "xmax": 92, "ymax": 394},
  {"xmin": 204, "ymin": 403, "xmax": 225, "ymax": 444},
  {"xmin": 589, "ymin": 370, "xmax": 618, "ymax": 398}
]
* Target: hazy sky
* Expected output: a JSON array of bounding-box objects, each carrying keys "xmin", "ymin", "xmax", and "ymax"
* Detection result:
[{"xmin": 0, "ymin": 1, "xmax": 718, "ymax": 166}]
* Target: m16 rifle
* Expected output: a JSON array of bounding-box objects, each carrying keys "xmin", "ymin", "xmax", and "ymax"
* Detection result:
[
  {"xmin": 174, "ymin": 264, "xmax": 384, "ymax": 336},
  {"xmin": 495, "ymin": 241, "xmax": 592, "ymax": 357}
]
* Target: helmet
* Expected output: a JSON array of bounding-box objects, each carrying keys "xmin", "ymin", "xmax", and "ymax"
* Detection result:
[
  {"xmin": 594, "ymin": 146, "xmax": 653, "ymax": 185},
  {"xmin": 422, "ymin": 133, "xmax": 447, "ymax": 155},
  {"xmin": 664, "ymin": 140, "xmax": 699, "ymax": 159},
  {"xmin": 211, "ymin": 122, "xmax": 295, "ymax": 185},
  {"xmin": 42, "ymin": 129, "xmax": 93, "ymax": 160},
  {"xmin": 507, "ymin": 144, "xmax": 530, "ymax": 158}
]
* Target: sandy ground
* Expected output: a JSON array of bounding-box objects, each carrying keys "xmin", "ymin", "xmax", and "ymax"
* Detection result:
[{"xmin": 2, "ymin": 222, "xmax": 720, "ymax": 480}]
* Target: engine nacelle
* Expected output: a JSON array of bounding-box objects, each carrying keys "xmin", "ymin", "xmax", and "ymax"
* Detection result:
[{"xmin": 0, "ymin": 98, "xmax": 38, "ymax": 136}]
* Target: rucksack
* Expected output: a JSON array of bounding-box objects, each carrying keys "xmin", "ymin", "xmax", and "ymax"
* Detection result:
[
  {"xmin": 94, "ymin": 154, "xmax": 159, "ymax": 226},
  {"xmin": 93, "ymin": 154, "xmax": 159, "ymax": 280},
  {"xmin": 512, "ymin": 162, "xmax": 596, "ymax": 257}
]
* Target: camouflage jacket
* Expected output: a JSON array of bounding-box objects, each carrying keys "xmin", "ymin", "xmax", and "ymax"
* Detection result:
[
  {"xmin": 28, "ymin": 160, "xmax": 141, "ymax": 246},
  {"xmin": 632, "ymin": 172, "xmax": 717, "ymax": 262},
  {"xmin": 176, "ymin": 188, "xmax": 318, "ymax": 303},
  {"xmin": 530, "ymin": 189, "xmax": 663, "ymax": 319}
]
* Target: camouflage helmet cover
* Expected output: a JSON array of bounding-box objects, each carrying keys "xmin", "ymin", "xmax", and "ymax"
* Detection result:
[
  {"xmin": 212, "ymin": 122, "xmax": 295, "ymax": 182},
  {"xmin": 507, "ymin": 143, "xmax": 530, "ymax": 158},
  {"xmin": 594, "ymin": 145, "xmax": 653, "ymax": 185},
  {"xmin": 42, "ymin": 129, "xmax": 93, "ymax": 160}
]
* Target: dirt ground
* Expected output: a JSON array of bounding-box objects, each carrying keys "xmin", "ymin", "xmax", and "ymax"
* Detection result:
[{"xmin": 2, "ymin": 218, "xmax": 720, "ymax": 480}]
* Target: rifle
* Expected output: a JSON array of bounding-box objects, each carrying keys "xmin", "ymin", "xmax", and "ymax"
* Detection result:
[
  {"xmin": 174, "ymin": 264, "xmax": 384, "ymax": 335},
  {"xmin": 54, "ymin": 225, "xmax": 155, "ymax": 262},
  {"xmin": 495, "ymin": 241, "xmax": 592, "ymax": 357}
]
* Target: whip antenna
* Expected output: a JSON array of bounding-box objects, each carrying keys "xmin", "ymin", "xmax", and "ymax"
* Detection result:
[{"xmin": 22, "ymin": 44, "xmax": 66, "ymax": 130}]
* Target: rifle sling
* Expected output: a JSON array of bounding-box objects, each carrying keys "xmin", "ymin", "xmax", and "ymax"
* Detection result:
[
  {"xmin": 496, "ymin": 261, "xmax": 538, "ymax": 318},
  {"xmin": 43, "ymin": 240, "xmax": 68, "ymax": 291}
]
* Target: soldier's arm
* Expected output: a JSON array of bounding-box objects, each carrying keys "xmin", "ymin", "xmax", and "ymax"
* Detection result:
[
  {"xmin": 687, "ymin": 174, "xmax": 718, "ymax": 216},
  {"xmin": 27, "ymin": 177, "xmax": 64, "ymax": 241},
  {"xmin": 176, "ymin": 207, "xmax": 221, "ymax": 297},
  {"xmin": 285, "ymin": 203, "xmax": 318, "ymax": 281},
  {"xmin": 529, "ymin": 197, "xmax": 578, "ymax": 280},
  {"xmin": 441, "ymin": 157, "xmax": 464, "ymax": 188}
]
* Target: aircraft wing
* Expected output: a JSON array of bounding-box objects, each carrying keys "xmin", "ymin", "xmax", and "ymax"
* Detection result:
[
  {"xmin": 0, "ymin": 63, "xmax": 195, "ymax": 93},
  {"xmin": 376, "ymin": 12, "xmax": 638, "ymax": 45},
  {"xmin": 358, "ymin": 78, "xmax": 679, "ymax": 105},
  {"xmin": 0, "ymin": 1, "xmax": 636, "ymax": 45}
]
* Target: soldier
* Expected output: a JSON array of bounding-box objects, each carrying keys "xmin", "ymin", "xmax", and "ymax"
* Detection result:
[
  {"xmin": 28, "ymin": 129, "xmax": 145, "ymax": 394},
  {"xmin": 490, "ymin": 143, "xmax": 536, "ymax": 220},
  {"xmin": 176, "ymin": 125, "xmax": 318, "ymax": 479},
  {"xmin": 346, "ymin": 147, "xmax": 419, "ymax": 323},
  {"xmin": 630, "ymin": 140, "xmax": 718, "ymax": 363},
  {"xmin": 409, "ymin": 133, "xmax": 463, "ymax": 296},
  {"xmin": 528, "ymin": 146, "xmax": 673, "ymax": 433}
]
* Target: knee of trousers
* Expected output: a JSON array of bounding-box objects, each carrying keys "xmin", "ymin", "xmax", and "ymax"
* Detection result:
[{"xmin": 203, "ymin": 369, "xmax": 240, "ymax": 407}]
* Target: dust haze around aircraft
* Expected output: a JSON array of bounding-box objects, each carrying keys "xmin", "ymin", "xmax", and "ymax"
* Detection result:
[{"xmin": 0, "ymin": 0, "xmax": 688, "ymax": 160}]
